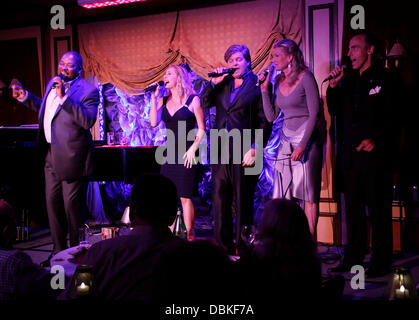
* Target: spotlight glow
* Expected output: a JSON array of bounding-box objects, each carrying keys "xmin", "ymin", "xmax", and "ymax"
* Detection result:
[{"xmin": 78, "ymin": 0, "xmax": 146, "ymax": 9}]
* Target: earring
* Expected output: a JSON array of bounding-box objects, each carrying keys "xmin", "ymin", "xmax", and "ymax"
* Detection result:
[{"xmin": 288, "ymin": 63, "xmax": 292, "ymax": 69}]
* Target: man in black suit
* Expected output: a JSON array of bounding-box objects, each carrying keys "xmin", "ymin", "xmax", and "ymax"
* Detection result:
[
  {"xmin": 201, "ymin": 44, "xmax": 268, "ymax": 255},
  {"xmin": 11, "ymin": 51, "xmax": 98, "ymax": 261},
  {"xmin": 326, "ymin": 33, "xmax": 399, "ymax": 277}
]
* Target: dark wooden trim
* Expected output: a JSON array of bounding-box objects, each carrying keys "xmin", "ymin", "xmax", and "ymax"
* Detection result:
[
  {"xmin": 308, "ymin": 3, "xmax": 335, "ymax": 71},
  {"xmin": 72, "ymin": 24, "xmax": 79, "ymax": 53},
  {"xmin": 53, "ymin": 36, "xmax": 71, "ymax": 71}
]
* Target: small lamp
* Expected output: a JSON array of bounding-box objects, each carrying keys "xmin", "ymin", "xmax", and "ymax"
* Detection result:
[
  {"xmin": 388, "ymin": 41, "xmax": 407, "ymax": 58},
  {"xmin": 385, "ymin": 266, "xmax": 418, "ymax": 300},
  {"xmin": 387, "ymin": 41, "xmax": 406, "ymax": 68},
  {"xmin": 73, "ymin": 264, "xmax": 95, "ymax": 298}
]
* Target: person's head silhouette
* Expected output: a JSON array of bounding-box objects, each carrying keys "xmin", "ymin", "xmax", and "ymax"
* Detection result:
[{"xmin": 129, "ymin": 173, "xmax": 178, "ymax": 228}]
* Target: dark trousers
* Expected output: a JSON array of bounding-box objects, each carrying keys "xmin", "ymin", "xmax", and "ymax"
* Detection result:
[
  {"xmin": 342, "ymin": 151, "xmax": 393, "ymax": 268},
  {"xmin": 212, "ymin": 162, "xmax": 258, "ymax": 252},
  {"xmin": 44, "ymin": 149, "xmax": 88, "ymax": 253}
]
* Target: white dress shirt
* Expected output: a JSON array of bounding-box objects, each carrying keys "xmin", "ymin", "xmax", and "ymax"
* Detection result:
[
  {"xmin": 18, "ymin": 78, "xmax": 78, "ymax": 143},
  {"xmin": 42, "ymin": 85, "xmax": 69, "ymax": 143}
]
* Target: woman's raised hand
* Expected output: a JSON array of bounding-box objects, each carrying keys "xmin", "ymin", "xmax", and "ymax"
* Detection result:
[{"xmin": 257, "ymin": 69, "xmax": 271, "ymax": 92}]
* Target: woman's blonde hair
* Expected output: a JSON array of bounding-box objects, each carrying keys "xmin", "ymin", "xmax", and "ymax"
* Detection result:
[
  {"xmin": 168, "ymin": 65, "xmax": 195, "ymax": 100},
  {"xmin": 273, "ymin": 39, "xmax": 307, "ymax": 86}
]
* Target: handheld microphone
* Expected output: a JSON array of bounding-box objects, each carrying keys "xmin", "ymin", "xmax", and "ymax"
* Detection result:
[
  {"xmin": 144, "ymin": 81, "xmax": 165, "ymax": 93},
  {"xmin": 207, "ymin": 68, "xmax": 237, "ymax": 77},
  {"xmin": 323, "ymin": 65, "xmax": 346, "ymax": 82},
  {"xmin": 52, "ymin": 74, "xmax": 70, "ymax": 88},
  {"xmin": 256, "ymin": 64, "xmax": 274, "ymax": 87}
]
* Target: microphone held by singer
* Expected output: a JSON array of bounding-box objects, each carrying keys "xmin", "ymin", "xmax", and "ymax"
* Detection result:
[
  {"xmin": 52, "ymin": 74, "xmax": 71, "ymax": 88},
  {"xmin": 256, "ymin": 64, "xmax": 275, "ymax": 87},
  {"xmin": 207, "ymin": 68, "xmax": 237, "ymax": 77},
  {"xmin": 323, "ymin": 65, "xmax": 346, "ymax": 82},
  {"xmin": 143, "ymin": 80, "xmax": 165, "ymax": 93}
]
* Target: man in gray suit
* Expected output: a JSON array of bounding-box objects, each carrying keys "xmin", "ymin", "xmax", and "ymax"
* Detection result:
[{"xmin": 11, "ymin": 51, "xmax": 98, "ymax": 262}]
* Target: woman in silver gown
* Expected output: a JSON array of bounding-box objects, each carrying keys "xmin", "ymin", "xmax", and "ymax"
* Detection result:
[{"xmin": 259, "ymin": 39, "xmax": 325, "ymax": 236}]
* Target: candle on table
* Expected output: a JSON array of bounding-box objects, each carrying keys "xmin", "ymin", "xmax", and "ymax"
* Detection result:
[{"xmin": 77, "ymin": 282, "xmax": 90, "ymax": 295}]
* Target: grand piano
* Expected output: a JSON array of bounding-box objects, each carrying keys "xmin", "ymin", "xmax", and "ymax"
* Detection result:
[
  {"xmin": 0, "ymin": 125, "xmax": 160, "ymax": 182},
  {"xmin": 0, "ymin": 125, "xmax": 160, "ymax": 225},
  {"xmin": 91, "ymin": 143, "xmax": 160, "ymax": 183}
]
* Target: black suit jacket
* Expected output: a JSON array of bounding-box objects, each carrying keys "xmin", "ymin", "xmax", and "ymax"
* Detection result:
[
  {"xmin": 326, "ymin": 65, "xmax": 399, "ymax": 171},
  {"xmin": 21, "ymin": 77, "xmax": 99, "ymax": 181},
  {"xmin": 200, "ymin": 72, "xmax": 270, "ymax": 149}
]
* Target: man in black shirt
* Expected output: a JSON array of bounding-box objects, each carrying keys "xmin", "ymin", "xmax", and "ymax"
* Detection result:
[{"xmin": 326, "ymin": 32, "xmax": 399, "ymax": 278}]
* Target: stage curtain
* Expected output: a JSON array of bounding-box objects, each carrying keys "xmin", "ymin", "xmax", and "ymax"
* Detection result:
[{"xmin": 78, "ymin": 0, "xmax": 303, "ymax": 94}]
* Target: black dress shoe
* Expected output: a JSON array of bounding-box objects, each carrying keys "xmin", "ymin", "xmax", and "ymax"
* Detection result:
[
  {"xmin": 366, "ymin": 266, "xmax": 392, "ymax": 278},
  {"xmin": 40, "ymin": 252, "xmax": 55, "ymax": 268}
]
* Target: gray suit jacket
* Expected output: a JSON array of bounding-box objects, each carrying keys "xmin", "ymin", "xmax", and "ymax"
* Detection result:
[{"xmin": 22, "ymin": 77, "xmax": 99, "ymax": 181}]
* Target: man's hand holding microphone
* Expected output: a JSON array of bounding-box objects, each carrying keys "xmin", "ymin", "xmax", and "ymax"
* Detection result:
[
  {"xmin": 327, "ymin": 65, "xmax": 345, "ymax": 88},
  {"xmin": 209, "ymin": 67, "xmax": 236, "ymax": 85},
  {"xmin": 51, "ymin": 75, "xmax": 66, "ymax": 99},
  {"xmin": 327, "ymin": 65, "xmax": 375, "ymax": 152}
]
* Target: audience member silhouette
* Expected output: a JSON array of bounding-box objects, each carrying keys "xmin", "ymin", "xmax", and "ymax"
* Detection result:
[
  {"xmin": 0, "ymin": 199, "xmax": 56, "ymax": 300},
  {"xmin": 62, "ymin": 173, "xmax": 184, "ymax": 300},
  {"xmin": 236, "ymin": 198, "xmax": 322, "ymax": 301},
  {"xmin": 151, "ymin": 240, "xmax": 236, "ymax": 303}
]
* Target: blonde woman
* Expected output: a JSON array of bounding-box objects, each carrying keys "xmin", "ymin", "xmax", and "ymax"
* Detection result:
[
  {"xmin": 150, "ymin": 65, "xmax": 205, "ymax": 240},
  {"xmin": 259, "ymin": 39, "xmax": 325, "ymax": 237}
]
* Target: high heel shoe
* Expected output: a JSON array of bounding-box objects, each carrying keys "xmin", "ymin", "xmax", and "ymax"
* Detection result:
[{"xmin": 187, "ymin": 229, "xmax": 196, "ymax": 241}]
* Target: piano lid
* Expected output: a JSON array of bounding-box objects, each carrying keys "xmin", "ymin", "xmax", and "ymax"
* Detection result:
[{"xmin": 0, "ymin": 124, "xmax": 39, "ymax": 130}]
